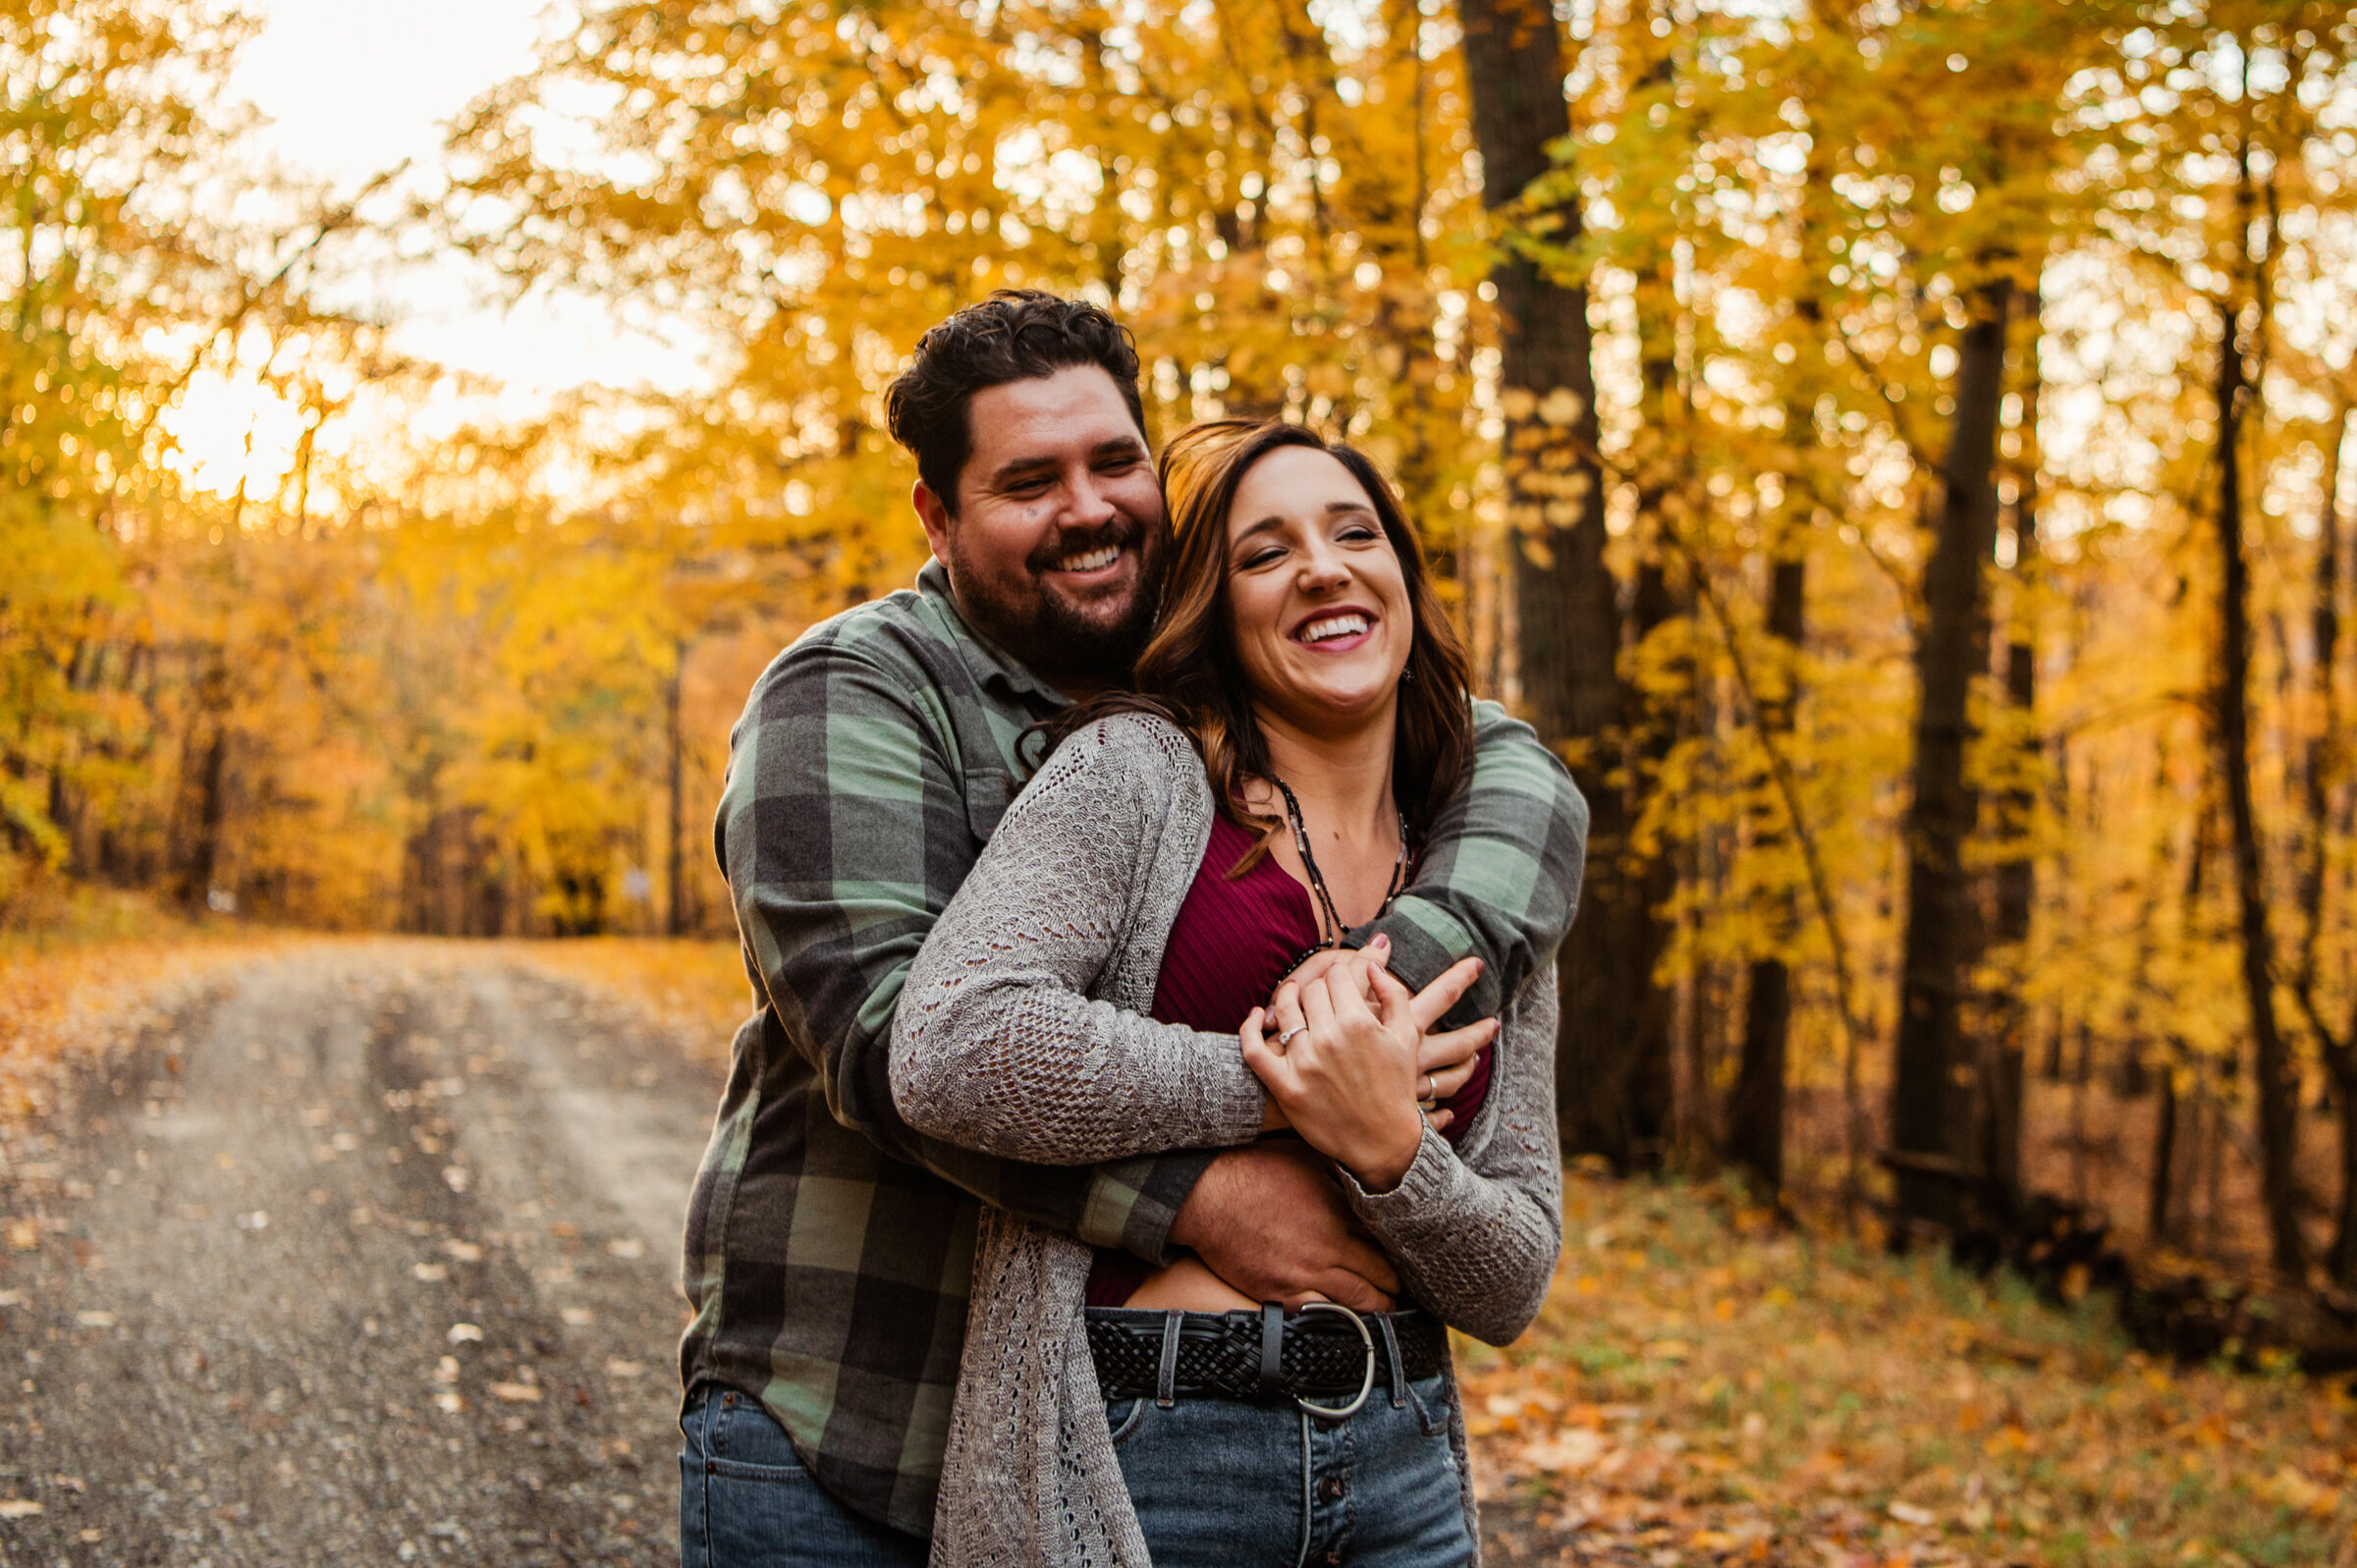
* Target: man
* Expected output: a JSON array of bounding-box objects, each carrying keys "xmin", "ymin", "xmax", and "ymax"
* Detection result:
[{"xmin": 679, "ymin": 291, "xmax": 1586, "ymax": 1566}]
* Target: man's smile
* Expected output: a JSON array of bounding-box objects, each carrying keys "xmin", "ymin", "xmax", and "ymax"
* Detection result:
[{"xmin": 1052, "ymin": 544, "xmax": 1124, "ymax": 576}]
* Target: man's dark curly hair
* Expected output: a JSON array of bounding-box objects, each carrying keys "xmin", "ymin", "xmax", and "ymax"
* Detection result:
[{"xmin": 883, "ymin": 290, "xmax": 1147, "ymax": 516}]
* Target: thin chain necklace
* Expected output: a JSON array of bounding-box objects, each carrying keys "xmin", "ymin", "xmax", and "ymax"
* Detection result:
[{"xmin": 1271, "ymin": 778, "xmax": 1410, "ymax": 949}]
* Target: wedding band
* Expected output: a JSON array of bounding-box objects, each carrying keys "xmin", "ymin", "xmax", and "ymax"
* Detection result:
[
  {"xmin": 1276, "ymin": 1025, "xmax": 1307, "ymax": 1047},
  {"xmin": 1424, "ymin": 1074, "xmax": 1436, "ymax": 1100}
]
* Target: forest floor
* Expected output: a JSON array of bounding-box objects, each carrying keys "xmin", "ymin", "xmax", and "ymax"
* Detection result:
[{"xmin": 0, "ymin": 936, "xmax": 2351, "ymax": 1565}]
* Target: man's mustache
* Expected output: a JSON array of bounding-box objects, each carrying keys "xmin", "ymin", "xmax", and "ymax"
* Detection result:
[{"xmin": 1025, "ymin": 514, "xmax": 1147, "ymax": 574}]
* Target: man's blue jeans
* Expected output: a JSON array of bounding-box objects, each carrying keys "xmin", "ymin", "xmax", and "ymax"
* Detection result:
[
  {"xmin": 1109, "ymin": 1371, "xmax": 1475, "ymax": 1568},
  {"xmin": 679, "ymin": 1386, "xmax": 927, "ymax": 1568}
]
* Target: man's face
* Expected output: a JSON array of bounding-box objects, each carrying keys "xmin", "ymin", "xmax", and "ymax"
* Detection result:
[{"xmin": 913, "ymin": 364, "xmax": 1166, "ymax": 690}]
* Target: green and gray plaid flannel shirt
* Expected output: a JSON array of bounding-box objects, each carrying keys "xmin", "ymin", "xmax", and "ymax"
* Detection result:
[{"xmin": 681, "ymin": 559, "xmax": 1587, "ymax": 1536}]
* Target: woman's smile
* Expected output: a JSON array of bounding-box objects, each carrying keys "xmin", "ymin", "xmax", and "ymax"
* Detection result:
[{"xmin": 1291, "ymin": 605, "xmax": 1378, "ymax": 652}]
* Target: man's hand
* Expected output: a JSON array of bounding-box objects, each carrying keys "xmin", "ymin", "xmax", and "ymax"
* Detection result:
[{"xmin": 1166, "ymin": 1141, "xmax": 1399, "ymax": 1311}]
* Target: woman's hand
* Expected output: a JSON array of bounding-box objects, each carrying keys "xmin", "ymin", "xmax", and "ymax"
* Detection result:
[
  {"xmin": 1271, "ymin": 952, "xmax": 1496, "ymax": 1128},
  {"xmin": 1241, "ymin": 957, "xmax": 1426, "ymax": 1192}
]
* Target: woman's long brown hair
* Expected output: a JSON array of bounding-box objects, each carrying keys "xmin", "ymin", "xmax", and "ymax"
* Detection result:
[{"xmin": 1046, "ymin": 419, "xmax": 1476, "ymax": 849}]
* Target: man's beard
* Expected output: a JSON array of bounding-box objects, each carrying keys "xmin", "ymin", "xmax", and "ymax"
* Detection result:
[{"xmin": 958, "ymin": 516, "xmax": 1164, "ymax": 686}]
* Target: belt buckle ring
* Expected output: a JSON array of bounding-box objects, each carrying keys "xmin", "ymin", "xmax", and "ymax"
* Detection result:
[{"xmin": 1292, "ymin": 1302, "xmax": 1377, "ymax": 1422}]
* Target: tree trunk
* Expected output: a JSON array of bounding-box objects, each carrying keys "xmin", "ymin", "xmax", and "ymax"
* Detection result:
[
  {"xmin": 667, "ymin": 640, "xmax": 687, "ymax": 938},
  {"xmin": 1891, "ymin": 279, "xmax": 2013, "ymax": 1231},
  {"xmin": 2148, "ymin": 770, "xmax": 2207, "ymax": 1248},
  {"xmin": 183, "ymin": 726, "xmax": 229, "ymax": 915},
  {"xmin": 2334, "ymin": 1080, "xmax": 2357, "ymax": 1282},
  {"xmin": 1729, "ymin": 555, "xmax": 1806, "ymax": 1194},
  {"xmin": 2214, "ymin": 293, "xmax": 2303, "ymax": 1275},
  {"xmin": 1729, "ymin": 112, "xmax": 1831, "ymax": 1200},
  {"xmin": 1456, "ymin": 0, "xmax": 1656, "ymax": 1163},
  {"xmin": 1982, "ymin": 291, "xmax": 2044, "ymax": 1213},
  {"xmin": 2150, "ymin": 1064, "xmax": 2178, "ymax": 1244},
  {"xmin": 1632, "ymin": 559, "xmax": 1680, "ymax": 1159},
  {"xmin": 1628, "ymin": 45, "xmax": 1685, "ymax": 1155},
  {"xmin": 2302, "ymin": 401, "xmax": 2357, "ymax": 1282}
]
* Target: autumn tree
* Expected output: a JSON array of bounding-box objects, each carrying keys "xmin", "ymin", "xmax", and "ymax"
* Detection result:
[{"xmin": 1454, "ymin": 0, "xmax": 1672, "ymax": 1163}]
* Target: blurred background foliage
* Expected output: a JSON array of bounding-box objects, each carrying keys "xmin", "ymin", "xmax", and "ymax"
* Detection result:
[{"xmin": 7, "ymin": 0, "xmax": 2357, "ymax": 1268}]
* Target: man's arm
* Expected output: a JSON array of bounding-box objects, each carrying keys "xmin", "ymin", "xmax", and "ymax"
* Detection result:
[
  {"xmin": 1351, "ymin": 699, "xmax": 1588, "ymax": 1023},
  {"xmin": 721, "ymin": 634, "xmax": 1203, "ymax": 1259}
]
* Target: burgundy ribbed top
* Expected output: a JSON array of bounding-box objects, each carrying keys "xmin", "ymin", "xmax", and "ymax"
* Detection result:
[
  {"xmin": 1084, "ymin": 813, "xmax": 1491, "ymax": 1306},
  {"xmin": 1147, "ymin": 814, "xmax": 1325, "ymax": 1028}
]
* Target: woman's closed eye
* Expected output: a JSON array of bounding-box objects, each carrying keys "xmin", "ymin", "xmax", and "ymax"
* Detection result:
[{"xmin": 1234, "ymin": 520, "xmax": 1381, "ymax": 573}]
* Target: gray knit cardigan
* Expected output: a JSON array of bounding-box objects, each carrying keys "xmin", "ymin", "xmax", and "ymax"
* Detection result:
[{"xmin": 890, "ymin": 713, "xmax": 1563, "ymax": 1568}]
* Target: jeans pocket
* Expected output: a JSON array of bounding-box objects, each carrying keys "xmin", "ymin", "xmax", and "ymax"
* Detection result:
[
  {"xmin": 705, "ymin": 1393, "xmax": 819, "ymax": 1484},
  {"xmin": 1405, "ymin": 1373, "xmax": 1455, "ymax": 1438},
  {"xmin": 1106, "ymin": 1398, "xmax": 1151, "ymax": 1446}
]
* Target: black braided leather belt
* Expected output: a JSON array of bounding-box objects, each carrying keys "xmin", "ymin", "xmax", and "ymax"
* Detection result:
[{"xmin": 1086, "ymin": 1303, "xmax": 1446, "ymax": 1413}]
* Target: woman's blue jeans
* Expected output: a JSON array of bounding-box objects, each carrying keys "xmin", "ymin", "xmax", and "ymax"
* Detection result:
[
  {"xmin": 1107, "ymin": 1370, "xmax": 1474, "ymax": 1568},
  {"xmin": 679, "ymin": 1366, "xmax": 1474, "ymax": 1568}
]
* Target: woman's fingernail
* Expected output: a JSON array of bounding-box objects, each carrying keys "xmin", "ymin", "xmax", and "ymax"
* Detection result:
[{"xmin": 1371, "ymin": 935, "xmax": 1390, "ymax": 950}]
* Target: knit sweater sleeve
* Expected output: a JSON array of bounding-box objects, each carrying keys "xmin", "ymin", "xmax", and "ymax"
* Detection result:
[
  {"xmin": 1335, "ymin": 965, "xmax": 1563, "ymax": 1345},
  {"xmin": 890, "ymin": 714, "xmax": 1269, "ymax": 1165}
]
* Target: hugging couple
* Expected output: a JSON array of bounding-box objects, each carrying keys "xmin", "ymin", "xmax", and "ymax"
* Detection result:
[{"xmin": 678, "ymin": 291, "xmax": 1590, "ymax": 1568}]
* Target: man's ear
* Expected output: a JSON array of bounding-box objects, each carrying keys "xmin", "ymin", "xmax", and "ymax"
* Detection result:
[{"xmin": 912, "ymin": 480, "xmax": 955, "ymax": 564}]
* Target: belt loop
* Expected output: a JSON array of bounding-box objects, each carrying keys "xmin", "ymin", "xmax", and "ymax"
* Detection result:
[
  {"xmin": 1257, "ymin": 1302, "xmax": 1287, "ymax": 1401},
  {"xmin": 1374, "ymin": 1314, "xmax": 1409, "ymax": 1410},
  {"xmin": 1156, "ymin": 1311, "xmax": 1182, "ymax": 1409}
]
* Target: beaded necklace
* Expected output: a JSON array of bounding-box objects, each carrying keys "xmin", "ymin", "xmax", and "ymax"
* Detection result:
[{"xmin": 1270, "ymin": 777, "xmax": 1409, "ymax": 955}]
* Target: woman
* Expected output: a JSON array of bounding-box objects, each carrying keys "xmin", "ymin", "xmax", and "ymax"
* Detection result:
[{"xmin": 890, "ymin": 420, "xmax": 1564, "ymax": 1567}]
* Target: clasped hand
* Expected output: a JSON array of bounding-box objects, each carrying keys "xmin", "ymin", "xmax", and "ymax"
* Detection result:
[{"xmin": 1239, "ymin": 943, "xmax": 1495, "ymax": 1193}]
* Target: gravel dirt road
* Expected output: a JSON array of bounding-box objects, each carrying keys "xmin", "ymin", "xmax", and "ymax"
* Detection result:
[{"xmin": 0, "ymin": 946, "xmax": 728, "ymax": 1566}]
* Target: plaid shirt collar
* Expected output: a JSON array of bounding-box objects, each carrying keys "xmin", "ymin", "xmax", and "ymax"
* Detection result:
[{"xmin": 912, "ymin": 558, "xmax": 1072, "ymax": 715}]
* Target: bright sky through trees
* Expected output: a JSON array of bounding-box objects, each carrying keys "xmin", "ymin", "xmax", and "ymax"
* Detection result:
[{"xmin": 159, "ymin": 0, "xmax": 709, "ymax": 498}]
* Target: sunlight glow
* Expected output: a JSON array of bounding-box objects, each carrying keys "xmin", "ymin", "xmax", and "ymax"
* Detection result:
[{"xmin": 162, "ymin": 370, "xmax": 311, "ymax": 502}]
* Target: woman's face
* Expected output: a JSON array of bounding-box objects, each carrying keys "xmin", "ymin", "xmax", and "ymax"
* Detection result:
[{"xmin": 1222, "ymin": 445, "xmax": 1414, "ymax": 733}]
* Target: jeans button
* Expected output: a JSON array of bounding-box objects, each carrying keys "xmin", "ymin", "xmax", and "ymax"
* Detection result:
[
  {"xmin": 1321, "ymin": 1551, "xmax": 1342, "ymax": 1566},
  {"xmin": 1321, "ymin": 1477, "xmax": 1345, "ymax": 1502}
]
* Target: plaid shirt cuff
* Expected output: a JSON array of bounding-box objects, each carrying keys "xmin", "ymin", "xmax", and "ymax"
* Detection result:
[{"xmin": 1079, "ymin": 1149, "xmax": 1220, "ymax": 1265}]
